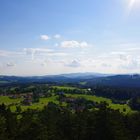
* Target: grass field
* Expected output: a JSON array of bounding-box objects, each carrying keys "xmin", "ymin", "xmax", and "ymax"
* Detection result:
[
  {"xmin": 66, "ymin": 94, "xmax": 112, "ymax": 103},
  {"xmin": 0, "ymin": 96, "xmax": 22, "ymax": 105},
  {"xmin": 0, "ymin": 94, "xmax": 133, "ymax": 114},
  {"xmin": 11, "ymin": 96, "xmax": 59, "ymax": 111},
  {"xmin": 79, "ymin": 82, "xmax": 87, "ymax": 85},
  {"xmin": 52, "ymin": 86, "xmax": 88, "ymax": 92},
  {"xmin": 66, "ymin": 94, "xmax": 132, "ymax": 114},
  {"xmin": 52, "ymin": 86, "xmax": 78, "ymax": 90}
]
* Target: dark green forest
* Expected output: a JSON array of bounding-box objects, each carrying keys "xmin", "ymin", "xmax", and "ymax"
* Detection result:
[{"xmin": 0, "ymin": 102, "xmax": 140, "ymax": 140}]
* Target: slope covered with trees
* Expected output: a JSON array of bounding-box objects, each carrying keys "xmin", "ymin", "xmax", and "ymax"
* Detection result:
[{"xmin": 0, "ymin": 102, "xmax": 140, "ymax": 140}]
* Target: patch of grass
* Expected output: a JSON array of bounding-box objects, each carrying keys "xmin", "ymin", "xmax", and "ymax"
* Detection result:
[
  {"xmin": 0, "ymin": 96, "xmax": 22, "ymax": 105},
  {"xmin": 52, "ymin": 86, "xmax": 78, "ymax": 90},
  {"xmin": 110, "ymin": 104, "xmax": 134, "ymax": 114},
  {"xmin": 66, "ymin": 94, "xmax": 112, "ymax": 103},
  {"xmin": 12, "ymin": 96, "xmax": 59, "ymax": 111},
  {"xmin": 0, "ymin": 95, "xmax": 59, "ymax": 111},
  {"xmin": 52, "ymin": 86, "xmax": 88, "ymax": 93},
  {"xmin": 79, "ymin": 81, "xmax": 87, "ymax": 85},
  {"xmin": 66, "ymin": 94, "xmax": 132, "ymax": 114}
]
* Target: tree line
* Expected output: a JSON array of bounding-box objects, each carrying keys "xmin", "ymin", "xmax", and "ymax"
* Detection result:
[{"xmin": 0, "ymin": 102, "xmax": 140, "ymax": 140}]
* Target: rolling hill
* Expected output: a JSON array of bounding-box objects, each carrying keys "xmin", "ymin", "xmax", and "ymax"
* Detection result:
[{"xmin": 0, "ymin": 73, "xmax": 140, "ymax": 88}]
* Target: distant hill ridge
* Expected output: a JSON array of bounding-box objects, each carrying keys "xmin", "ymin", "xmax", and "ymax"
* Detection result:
[{"xmin": 0, "ymin": 73, "xmax": 140, "ymax": 88}]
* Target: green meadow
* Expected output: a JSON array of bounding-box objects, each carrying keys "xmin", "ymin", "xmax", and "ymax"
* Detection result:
[
  {"xmin": 66, "ymin": 94, "xmax": 132, "ymax": 114},
  {"xmin": 0, "ymin": 96, "xmax": 22, "ymax": 105},
  {"xmin": 0, "ymin": 93, "xmax": 133, "ymax": 114},
  {"xmin": 52, "ymin": 86, "xmax": 78, "ymax": 90}
]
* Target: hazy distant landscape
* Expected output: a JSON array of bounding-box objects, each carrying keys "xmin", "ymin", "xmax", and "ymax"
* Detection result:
[
  {"xmin": 1, "ymin": 73, "xmax": 140, "ymax": 87},
  {"xmin": 1, "ymin": 73, "xmax": 138, "ymax": 113}
]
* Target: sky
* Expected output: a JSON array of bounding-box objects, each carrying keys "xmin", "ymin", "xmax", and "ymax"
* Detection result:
[{"xmin": 0, "ymin": 0, "xmax": 140, "ymax": 76}]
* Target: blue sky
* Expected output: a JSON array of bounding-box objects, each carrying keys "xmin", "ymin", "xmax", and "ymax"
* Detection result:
[{"xmin": 0, "ymin": 0, "xmax": 140, "ymax": 75}]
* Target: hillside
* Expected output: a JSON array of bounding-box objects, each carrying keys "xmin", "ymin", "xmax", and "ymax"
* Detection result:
[{"xmin": 0, "ymin": 73, "xmax": 140, "ymax": 88}]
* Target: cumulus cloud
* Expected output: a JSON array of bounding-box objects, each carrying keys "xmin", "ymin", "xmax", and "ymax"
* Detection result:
[
  {"xmin": 61, "ymin": 40, "xmax": 90, "ymax": 48},
  {"xmin": 54, "ymin": 34, "xmax": 61, "ymax": 39},
  {"xmin": 24, "ymin": 48, "xmax": 67, "ymax": 60},
  {"xmin": 119, "ymin": 55, "xmax": 140, "ymax": 70},
  {"xmin": 119, "ymin": 54, "xmax": 128, "ymax": 61},
  {"xmin": 24, "ymin": 48, "xmax": 53, "ymax": 53},
  {"xmin": 65, "ymin": 60, "xmax": 81, "ymax": 68},
  {"xmin": 104, "ymin": 51, "xmax": 140, "ymax": 70},
  {"xmin": 24, "ymin": 48, "xmax": 54, "ymax": 60},
  {"xmin": 6, "ymin": 62, "xmax": 16, "ymax": 67},
  {"xmin": 40, "ymin": 35, "xmax": 50, "ymax": 40}
]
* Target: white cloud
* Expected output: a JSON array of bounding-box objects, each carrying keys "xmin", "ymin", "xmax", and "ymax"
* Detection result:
[
  {"xmin": 119, "ymin": 55, "xmax": 140, "ymax": 70},
  {"xmin": 111, "ymin": 51, "xmax": 126, "ymax": 55},
  {"xmin": 65, "ymin": 60, "xmax": 81, "ymax": 68},
  {"xmin": 40, "ymin": 35, "xmax": 50, "ymax": 40},
  {"xmin": 101, "ymin": 63, "xmax": 111, "ymax": 68},
  {"xmin": 61, "ymin": 40, "xmax": 90, "ymax": 48},
  {"xmin": 0, "ymin": 50, "xmax": 23, "ymax": 57},
  {"xmin": 80, "ymin": 42, "xmax": 89, "ymax": 48},
  {"xmin": 0, "ymin": 50, "xmax": 24, "ymax": 57},
  {"xmin": 6, "ymin": 62, "xmax": 16, "ymax": 67},
  {"xmin": 24, "ymin": 48, "xmax": 53, "ymax": 53},
  {"xmin": 54, "ymin": 34, "xmax": 61, "ymax": 39},
  {"xmin": 0, "ymin": 50, "xmax": 10, "ymax": 57},
  {"xmin": 47, "ymin": 52, "xmax": 67, "ymax": 56},
  {"xmin": 126, "ymin": 47, "xmax": 140, "ymax": 51},
  {"xmin": 24, "ymin": 48, "xmax": 54, "ymax": 60},
  {"xmin": 24, "ymin": 48, "xmax": 67, "ymax": 60},
  {"xmin": 1, "ymin": 39, "xmax": 140, "ymax": 75}
]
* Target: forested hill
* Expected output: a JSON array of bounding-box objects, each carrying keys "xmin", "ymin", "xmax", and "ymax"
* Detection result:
[
  {"xmin": 86, "ymin": 74, "xmax": 140, "ymax": 88},
  {"xmin": 0, "ymin": 73, "xmax": 140, "ymax": 88}
]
